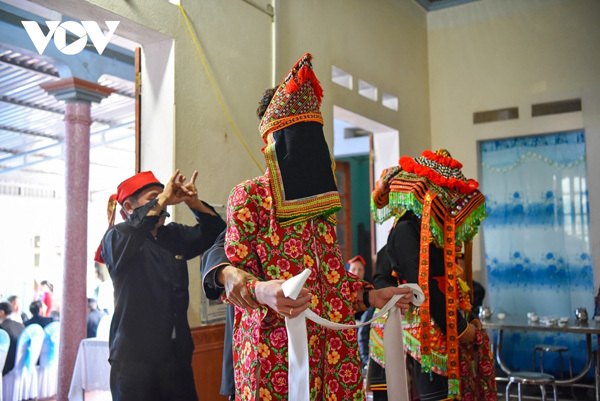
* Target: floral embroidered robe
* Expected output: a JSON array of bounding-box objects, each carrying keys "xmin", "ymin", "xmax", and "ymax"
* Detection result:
[{"xmin": 225, "ymin": 174, "xmax": 367, "ymax": 401}]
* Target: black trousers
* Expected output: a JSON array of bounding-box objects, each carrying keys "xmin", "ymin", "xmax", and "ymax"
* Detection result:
[
  {"xmin": 408, "ymin": 354, "xmax": 449, "ymax": 401},
  {"xmin": 110, "ymin": 343, "xmax": 198, "ymax": 401}
]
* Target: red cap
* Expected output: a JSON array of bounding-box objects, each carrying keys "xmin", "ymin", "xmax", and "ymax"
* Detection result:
[
  {"xmin": 116, "ymin": 171, "xmax": 163, "ymax": 205},
  {"xmin": 348, "ymin": 255, "xmax": 366, "ymax": 266},
  {"xmin": 95, "ymin": 171, "xmax": 163, "ymax": 264}
]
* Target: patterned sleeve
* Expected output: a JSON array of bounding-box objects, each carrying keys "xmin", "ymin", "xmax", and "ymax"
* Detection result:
[
  {"xmin": 346, "ymin": 270, "xmax": 371, "ymax": 311},
  {"xmin": 225, "ymin": 181, "xmax": 264, "ymax": 301}
]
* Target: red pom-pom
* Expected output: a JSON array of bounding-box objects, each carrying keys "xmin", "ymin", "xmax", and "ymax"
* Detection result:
[{"xmin": 399, "ymin": 155, "xmax": 477, "ymax": 194}]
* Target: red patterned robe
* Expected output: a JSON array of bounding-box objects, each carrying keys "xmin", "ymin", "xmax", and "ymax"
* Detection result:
[{"xmin": 225, "ymin": 173, "xmax": 367, "ymax": 401}]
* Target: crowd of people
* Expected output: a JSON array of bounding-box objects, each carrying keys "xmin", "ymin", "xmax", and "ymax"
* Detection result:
[{"xmin": 0, "ymin": 281, "xmax": 112, "ymax": 378}]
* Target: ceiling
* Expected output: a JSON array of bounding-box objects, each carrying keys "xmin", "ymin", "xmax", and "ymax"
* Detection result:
[
  {"xmin": 0, "ymin": 1, "xmax": 136, "ymax": 198},
  {"xmin": 414, "ymin": 0, "xmax": 480, "ymax": 11}
]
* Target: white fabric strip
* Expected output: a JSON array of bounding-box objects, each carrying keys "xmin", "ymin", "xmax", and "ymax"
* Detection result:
[{"xmin": 282, "ymin": 269, "xmax": 424, "ymax": 401}]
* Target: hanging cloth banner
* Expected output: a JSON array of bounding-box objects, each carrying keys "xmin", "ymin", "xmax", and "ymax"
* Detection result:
[{"xmin": 282, "ymin": 269, "xmax": 425, "ymax": 401}]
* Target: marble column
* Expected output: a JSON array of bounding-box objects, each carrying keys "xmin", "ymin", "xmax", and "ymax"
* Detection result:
[{"xmin": 41, "ymin": 77, "xmax": 114, "ymax": 401}]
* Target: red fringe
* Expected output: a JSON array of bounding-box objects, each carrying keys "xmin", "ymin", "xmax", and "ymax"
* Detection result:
[
  {"xmin": 284, "ymin": 57, "xmax": 323, "ymax": 104},
  {"xmin": 306, "ymin": 67, "xmax": 323, "ymax": 104},
  {"xmin": 297, "ymin": 65, "xmax": 309, "ymax": 85},
  {"xmin": 94, "ymin": 194, "xmax": 118, "ymax": 264},
  {"xmin": 399, "ymin": 156, "xmax": 478, "ymax": 194},
  {"xmin": 285, "ymin": 76, "xmax": 299, "ymax": 94}
]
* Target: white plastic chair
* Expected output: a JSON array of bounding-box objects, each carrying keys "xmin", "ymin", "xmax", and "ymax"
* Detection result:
[
  {"xmin": 37, "ymin": 321, "xmax": 60, "ymax": 399},
  {"xmin": 2, "ymin": 324, "xmax": 44, "ymax": 401},
  {"xmin": 0, "ymin": 328, "xmax": 10, "ymax": 401},
  {"xmin": 95, "ymin": 315, "xmax": 111, "ymax": 340}
]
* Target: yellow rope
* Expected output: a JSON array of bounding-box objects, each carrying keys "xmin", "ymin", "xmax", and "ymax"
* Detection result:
[{"xmin": 177, "ymin": 4, "xmax": 263, "ymax": 173}]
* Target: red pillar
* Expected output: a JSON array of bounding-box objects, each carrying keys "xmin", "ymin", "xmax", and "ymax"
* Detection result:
[{"xmin": 41, "ymin": 77, "xmax": 114, "ymax": 401}]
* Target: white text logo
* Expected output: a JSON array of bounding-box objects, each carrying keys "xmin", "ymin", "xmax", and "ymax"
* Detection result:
[{"xmin": 21, "ymin": 21, "xmax": 120, "ymax": 55}]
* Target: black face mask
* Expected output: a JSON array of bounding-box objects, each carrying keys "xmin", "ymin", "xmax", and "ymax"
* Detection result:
[
  {"xmin": 272, "ymin": 121, "xmax": 338, "ymax": 200},
  {"xmin": 264, "ymin": 121, "xmax": 341, "ymax": 226}
]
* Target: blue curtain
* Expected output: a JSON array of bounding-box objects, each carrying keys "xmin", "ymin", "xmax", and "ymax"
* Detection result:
[{"xmin": 480, "ymin": 130, "xmax": 593, "ymax": 375}]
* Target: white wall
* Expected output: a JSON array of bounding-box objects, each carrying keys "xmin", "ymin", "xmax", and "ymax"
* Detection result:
[
  {"xmin": 140, "ymin": 39, "xmax": 175, "ymax": 180},
  {"xmin": 427, "ymin": 0, "xmax": 600, "ymax": 285}
]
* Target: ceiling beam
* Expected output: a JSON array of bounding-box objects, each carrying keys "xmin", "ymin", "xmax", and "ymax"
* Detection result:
[
  {"xmin": 0, "ymin": 50, "xmax": 58, "ymax": 76},
  {"xmin": 0, "ymin": 130, "xmax": 133, "ymax": 174},
  {"xmin": 0, "ymin": 124, "xmax": 60, "ymax": 140},
  {"xmin": 0, "ymin": 120, "xmax": 134, "ymax": 172},
  {"xmin": 0, "ymin": 94, "xmax": 117, "ymax": 125},
  {"xmin": 413, "ymin": 0, "xmax": 480, "ymax": 12}
]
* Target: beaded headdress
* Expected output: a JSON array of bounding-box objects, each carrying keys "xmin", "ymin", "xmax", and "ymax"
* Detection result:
[
  {"xmin": 260, "ymin": 53, "xmax": 341, "ymax": 227},
  {"xmin": 259, "ymin": 52, "xmax": 324, "ymax": 141},
  {"xmin": 371, "ymin": 149, "xmax": 487, "ymax": 398}
]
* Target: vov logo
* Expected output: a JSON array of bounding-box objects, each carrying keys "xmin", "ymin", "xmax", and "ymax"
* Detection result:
[{"xmin": 21, "ymin": 20, "xmax": 120, "ymax": 55}]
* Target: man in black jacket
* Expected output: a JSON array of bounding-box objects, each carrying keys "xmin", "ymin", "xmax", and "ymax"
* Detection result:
[
  {"xmin": 0, "ymin": 301, "xmax": 25, "ymax": 375},
  {"xmin": 97, "ymin": 170, "xmax": 225, "ymax": 401},
  {"xmin": 86, "ymin": 298, "xmax": 107, "ymax": 338},
  {"xmin": 24, "ymin": 301, "xmax": 53, "ymax": 328}
]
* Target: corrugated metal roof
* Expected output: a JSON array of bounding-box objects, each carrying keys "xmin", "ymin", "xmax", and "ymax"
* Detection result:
[{"xmin": 0, "ymin": 48, "xmax": 135, "ymax": 194}]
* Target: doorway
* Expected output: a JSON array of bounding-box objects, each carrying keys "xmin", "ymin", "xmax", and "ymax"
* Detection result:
[{"xmin": 333, "ymin": 106, "xmax": 399, "ymax": 280}]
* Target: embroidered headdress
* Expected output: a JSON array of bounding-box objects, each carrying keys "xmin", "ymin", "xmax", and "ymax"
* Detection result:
[
  {"xmin": 259, "ymin": 52, "xmax": 324, "ymax": 140},
  {"xmin": 371, "ymin": 149, "xmax": 486, "ymax": 398},
  {"xmin": 259, "ymin": 53, "xmax": 341, "ymax": 226}
]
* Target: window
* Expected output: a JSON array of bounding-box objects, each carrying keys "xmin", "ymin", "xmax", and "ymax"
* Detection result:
[
  {"xmin": 358, "ymin": 79, "xmax": 377, "ymax": 101},
  {"xmin": 331, "ymin": 65, "xmax": 352, "ymax": 90},
  {"xmin": 381, "ymin": 92, "xmax": 398, "ymax": 111}
]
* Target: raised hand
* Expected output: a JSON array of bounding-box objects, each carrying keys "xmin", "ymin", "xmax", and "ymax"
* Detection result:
[
  {"xmin": 182, "ymin": 171, "xmax": 201, "ymax": 207},
  {"xmin": 160, "ymin": 169, "xmax": 194, "ymax": 206}
]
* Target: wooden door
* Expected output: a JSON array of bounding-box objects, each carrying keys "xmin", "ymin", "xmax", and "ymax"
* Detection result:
[{"xmin": 335, "ymin": 161, "xmax": 352, "ymax": 263}]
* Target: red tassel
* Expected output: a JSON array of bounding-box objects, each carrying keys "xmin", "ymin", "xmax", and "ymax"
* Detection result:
[
  {"xmin": 94, "ymin": 194, "xmax": 118, "ymax": 264},
  {"xmin": 297, "ymin": 65, "xmax": 309, "ymax": 85},
  {"xmin": 307, "ymin": 68, "xmax": 323, "ymax": 104},
  {"xmin": 285, "ymin": 76, "xmax": 299, "ymax": 94},
  {"xmin": 94, "ymin": 244, "xmax": 105, "ymax": 264}
]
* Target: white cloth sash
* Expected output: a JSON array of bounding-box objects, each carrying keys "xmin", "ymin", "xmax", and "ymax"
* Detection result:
[{"xmin": 282, "ymin": 269, "xmax": 425, "ymax": 401}]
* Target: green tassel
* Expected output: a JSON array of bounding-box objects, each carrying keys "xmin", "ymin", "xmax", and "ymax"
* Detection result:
[
  {"xmin": 385, "ymin": 191, "xmax": 487, "ymax": 247},
  {"xmin": 420, "ymin": 354, "xmax": 432, "ymax": 373},
  {"xmin": 448, "ymin": 378, "xmax": 461, "ymax": 397}
]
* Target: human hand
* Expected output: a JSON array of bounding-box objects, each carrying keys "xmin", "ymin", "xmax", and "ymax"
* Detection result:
[
  {"xmin": 182, "ymin": 171, "xmax": 199, "ymax": 205},
  {"xmin": 470, "ymin": 318, "xmax": 482, "ymax": 331},
  {"xmin": 255, "ymin": 279, "xmax": 312, "ymax": 319},
  {"xmin": 369, "ymin": 286, "xmax": 413, "ymax": 312},
  {"xmin": 459, "ymin": 323, "xmax": 477, "ymax": 344},
  {"xmin": 159, "ymin": 169, "xmax": 196, "ymax": 206},
  {"xmin": 178, "ymin": 170, "xmax": 217, "ymax": 215},
  {"xmin": 219, "ymin": 265, "xmax": 259, "ymax": 309}
]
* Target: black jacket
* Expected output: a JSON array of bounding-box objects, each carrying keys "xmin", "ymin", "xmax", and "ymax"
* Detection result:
[
  {"xmin": 101, "ymin": 199, "xmax": 225, "ymax": 364},
  {"xmin": 1, "ymin": 319, "xmax": 25, "ymax": 375},
  {"xmin": 379, "ymin": 214, "xmax": 467, "ymax": 336},
  {"xmin": 200, "ymin": 229, "xmax": 235, "ymax": 397},
  {"xmin": 24, "ymin": 315, "xmax": 54, "ymax": 329}
]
